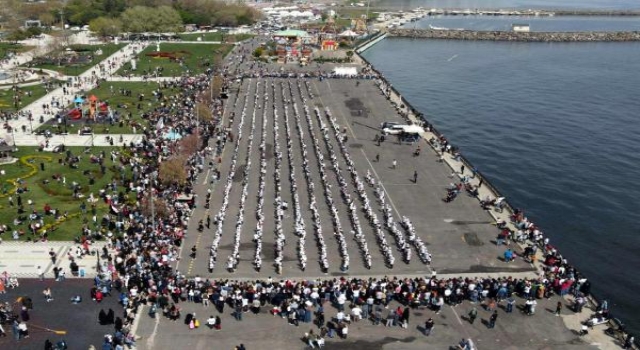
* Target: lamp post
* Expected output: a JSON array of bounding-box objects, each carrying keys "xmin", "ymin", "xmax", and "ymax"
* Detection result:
[{"xmin": 11, "ymin": 126, "xmax": 16, "ymax": 151}]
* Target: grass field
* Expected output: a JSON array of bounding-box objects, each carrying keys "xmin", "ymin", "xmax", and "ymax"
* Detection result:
[
  {"xmin": 0, "ymin": 146, "xmax": 131, "ymax": 241},
  {"xmin": 24, "ymin": 43, "xmax": 126, "ymax": 76},
  {"xmin": 117, "ymin": 43, "xmax": 232, "ymax": 77},
  {"xmin": 0, "ymin": 42, "xmax": 31, "ymax": 59},
  {"xmin": 34, "ymin": 81, "xmax": 173, "ymax": 134},
  {"xmin": 0, "ymin": 83, "xmax": 53, "ymax": 113},
  {"xmin": 179, "ymin": 32, "xmax": 253, "ymax": 42}
]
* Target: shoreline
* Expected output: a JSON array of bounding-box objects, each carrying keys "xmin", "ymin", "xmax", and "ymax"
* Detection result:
[{"xmin": 388, "ymin": 28, "xmax": 640, "ymax": 42}]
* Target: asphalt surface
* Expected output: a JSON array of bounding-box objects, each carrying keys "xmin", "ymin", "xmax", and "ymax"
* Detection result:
[
  {"xmin": 181, "ymin": 76, "xmax": 534, "ymax": 279},
  {"xmin": 0, "ymin": 278, "xmax": 121, "ymax": 350}
]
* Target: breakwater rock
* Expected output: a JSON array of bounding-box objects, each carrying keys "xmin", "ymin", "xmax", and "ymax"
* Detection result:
[{"xmin": 388, "ymin": 29, "xmax": 640, "ymax": 42}]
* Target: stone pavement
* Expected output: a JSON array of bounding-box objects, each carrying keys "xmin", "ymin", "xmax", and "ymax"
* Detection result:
[
  {"xmin": 132, "ymin": 293, "xmax": 604, "ymax": 350},
  {"xmin": 0, "ymin": 240, "xmax": 109, "ymax": 278}
]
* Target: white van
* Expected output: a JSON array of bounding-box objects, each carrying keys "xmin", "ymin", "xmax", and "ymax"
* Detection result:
[{"xmin": 382, "ymin": 124, "xmax": 424, "ymax": 135}]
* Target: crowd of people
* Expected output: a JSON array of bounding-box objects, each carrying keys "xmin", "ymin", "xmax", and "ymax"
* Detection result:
[{"xmin": 203, "ymin": 74, "xmax": 431, "ymax": 273}]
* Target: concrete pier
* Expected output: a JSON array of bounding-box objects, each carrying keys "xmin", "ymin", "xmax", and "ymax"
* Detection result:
[{"xmin": 388, "ymin": 28, "xmax": 640, "ymax": 42}]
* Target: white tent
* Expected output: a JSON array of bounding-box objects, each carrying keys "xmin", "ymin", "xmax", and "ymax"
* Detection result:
[
  {"xmin": 333, "ymin": 67, "xmax": 358, "ymax": 77},
  {"xmin": 338, "ymin": 29, "xmax": 358, "ymax": 37}
]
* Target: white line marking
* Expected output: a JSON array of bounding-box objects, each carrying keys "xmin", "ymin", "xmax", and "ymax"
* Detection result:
[
  {"xmin": 202, "ymin": 169, "xmax": 211, "ymax": 185},
  {"xmin": 450, "ymin": 305, "xmax": 463, "ymax": 325},
  {"xmin": 360, "ymin": 149, "xmax": 401, "ymax": 218}
]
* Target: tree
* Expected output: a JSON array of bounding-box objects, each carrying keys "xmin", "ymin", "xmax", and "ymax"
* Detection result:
[
  {"xmin": 39, "ymin": 13, "xmax": 56, "ymax": 27},
  {"xmin": 346, "ymin": 50, "xmax": 354, "ymax": 62},
  {"xmin": 179, "ymin": 134, "xmax": 201, "ymax": 157},
  {"xmin": 139, "ymin": 193, "xmax": 171, "ymax": 221},
  {"xmin": 210, "ymin": 75, "xmax": 224, "ymax": 100},
  {"xmin": 253, "ymin": 47, "xmax": 264, "ymax": 58},
  {"xmin": 159, "ymin": 157, "xmax": 187, "ymax": 186},
  {"xmin": 89, "ymin": 17, "xmax": 122, "ymax": 38},
  {"xmin": 196, "ymin": 102, "xmax": 213, "ymax": 122},
  {"xmin": 120, "ymin": 6, "xmax": 183, "ymax": 33},
  {"xmin": 148, "ymin": 5, "xmax": 184, "ymax": 33}
]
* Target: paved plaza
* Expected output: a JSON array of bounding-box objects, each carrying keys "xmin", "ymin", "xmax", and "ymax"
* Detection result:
[{"xmin": 181, "ymin": 76, "xmax": 534, "ymax": 279}]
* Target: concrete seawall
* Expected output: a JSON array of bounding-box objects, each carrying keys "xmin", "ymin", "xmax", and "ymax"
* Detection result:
[{"xmin": 388, "ymin": 28, "xmax": 640, "ymax": 42}]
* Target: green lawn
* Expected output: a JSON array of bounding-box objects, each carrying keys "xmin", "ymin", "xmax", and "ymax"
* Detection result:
[
  {"xmin": 0, "ymin": 146, "xmax": 133, "ymax": 241},
  {"xmin": 117, "ymin": 43, "xmax": 232, "ymax": 77},
  {"xmin": 0, "ymin": 42, "xmax": 32, "ymax": 59},
  {"xmin": 23, "ymin": 43, "xmax": 126, "ymax": 76},
  {"xmin": 34, "ymin": 81, "xmax": 173, "ymax": 135},
  {"xmin": 0, "ymin": 83, "xmax": 53, "ymax": 113},
  {"xmin": 179, "ymin": 32, "xmax": 253, "ymax": 42}
]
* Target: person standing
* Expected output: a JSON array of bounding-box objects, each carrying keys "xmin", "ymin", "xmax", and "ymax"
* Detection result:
[
  {"xmin": 392, "ymin": 159, "xmax": 397, "ymax": 169},
  {"xmin": 37, "ymin": 266, "xmax": 44, "ymax": 281},
  {"xmin": 424, "ymin": 318, "xmax": 434, "ymax": 336},
  {"xmin": 506, "ymin": 296, "xmax": 515, "ymax": 313},
  {"xmin": 468, "ymin": 307, "xmax": 478, "ymax": 324},
  {"xmin": 488, "ymin": 311, "xmax": 498, "ymax": 329},
  {"xmin": 375, "ymin": 154, "xmax": 380, "ymax": 162},
  {"xmin": 413, "ymin": 171, "xmax": 418, "ymax": 183},
  {"xmin": 555, "ymin": 301, "xmax": 563, "ymax": 316}
]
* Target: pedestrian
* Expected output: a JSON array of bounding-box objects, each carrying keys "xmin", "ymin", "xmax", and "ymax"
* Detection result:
[
  {"xmin": 424, "ymin": 318, "xmax": 434, "ymax": 336},
  {"xmin": 488, "ymin": 310, "xmax": 498, "ymax": 329},
  {"xmin": 506, "ymin": 296, "xmax": 515, "ymax": 313},
  {"xmin": 49, "ymin": 248, "xmax": 56, "ymax": 264},
  {"xmin": 413, "ymin": 170, "xmax": 418, "ymax": 183},
  {"xmin": 392, "ymin": 159, "xmax": 397, "ymax": 169},
  {"xmin": 43, "ymin": 287, "xmax": 53, "ymax": 302},
  {"xmin": 460, "ymin": 165, "xmax": 465, "ymax": 174},
  {"xmin": 37, "ymin": 266, "xmax": 44, "ymax": 281},
  {"xmin": 478, "ymin": 178, "xmax": 483, "ymax": 188},
  {"xmin": 375, "ymin": 154, "xmax": 380, "ymax": 162},
  {"xmin": 555, "ymin": 301, "xmax": 562, "ymax": 316},
  {"xmin": 468, "ymin": 307, "xmax": 477, "ymax": 324}
]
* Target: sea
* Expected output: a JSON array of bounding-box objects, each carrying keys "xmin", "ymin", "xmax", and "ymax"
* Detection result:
[{"xmin": 362, "ymin": 13, "xmax": 640, "ymax": 334}]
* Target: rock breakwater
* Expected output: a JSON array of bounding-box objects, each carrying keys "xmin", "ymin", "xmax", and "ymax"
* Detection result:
[{"xmin": 388, "ymin": 29, "xmax": 640, "ymax": 42}]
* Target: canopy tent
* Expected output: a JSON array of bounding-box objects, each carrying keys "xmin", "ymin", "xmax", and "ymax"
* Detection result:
[
  {"xmin": 333, "ymin": 67, "xmax": 358, "ymax": 77},
  {"xmin": 338, "ymin": 30, "xmax": 359, "ymax": 37}
]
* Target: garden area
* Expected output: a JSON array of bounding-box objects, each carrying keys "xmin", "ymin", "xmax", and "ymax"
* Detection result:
[
  {"xmin": 0, "ymin": 42, "xmax": 31, "ymax": 59},
  {"xmin": 0, "ymin": 146, "xmax": 131, "ymax": 241},
  {"xmin": 22, "ymin": 43, "xmax": 126, "ymax": 76},
  {"xmin": 117, "ymin": 43, "xmax": 232, "ymax": 77},
  {"xmin": 178, "ymin": 32, "xmax": 253, "ymax": 42},
  {"xmin": 35, "ymin": 81, "xmax": 172, "ymax": 135},
  {"xmin": 0, "ymin": 83, "xmax": 55, "ymax": 112}
]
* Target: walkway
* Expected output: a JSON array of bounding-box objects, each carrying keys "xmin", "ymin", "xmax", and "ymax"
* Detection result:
[{"xmin": 3, "ymin": 42, "xmax": 148, "ymax": 144}]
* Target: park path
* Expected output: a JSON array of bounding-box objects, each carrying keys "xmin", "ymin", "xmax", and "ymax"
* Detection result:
[{"xmin": 3, "ymin": 42, "xmax": 149, "ymax": 146}]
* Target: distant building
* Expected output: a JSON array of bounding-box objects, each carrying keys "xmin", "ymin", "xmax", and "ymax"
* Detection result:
[
  {"xmin": 511, "ymin": 24, "xmax": 530, "ymax": 33},
  {"xmin": 24, "ymin": 20, "xmax": 42, "ymax": 28}
]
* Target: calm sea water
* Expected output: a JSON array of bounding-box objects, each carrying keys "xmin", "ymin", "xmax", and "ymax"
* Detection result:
[
  {"xmin": 406, "ymin": 15, "xmax": 640, "ymax": 32},
  {"xmin": 363, "ymin": 38, "xmax": 640, "ymax": 333},
  {"xmin": 376, "ymin": 0, "xmax": 640, "ymax": 10}
]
